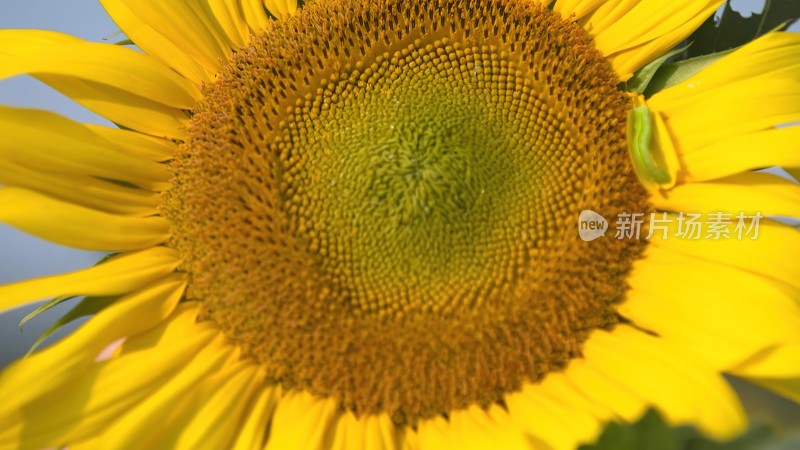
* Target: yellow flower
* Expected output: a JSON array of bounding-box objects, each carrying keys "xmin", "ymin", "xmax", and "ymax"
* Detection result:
[{"xmin": 1, "ymin": 0, "xmax": 799, "ymax": 449}]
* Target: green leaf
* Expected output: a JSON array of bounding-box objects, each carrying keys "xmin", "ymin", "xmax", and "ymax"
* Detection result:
[
  {"xmin": 25, "ymin": 296, "xmax": 119, "ymax": 356},
  {"xmin": 625, "ymin": 45, "xmax": 689, "ymax": 94},
  {"xmin": 580, "ymin": 409, "xmax": 800, "ymax": 450},
  {"xmin": 101, "ymin": 30, "xmax": 134, "ymax": 46},
  {"xmin": 102, "ymin": 30, "xmax": 124, "ymax": 41},
  {"xmin": 760, "ymin": 436, "xmax": 800, "ymax": 450},
  {"xmin": 787, "ymin": 168, "xmax": 800, "ymax": 183},
  {"xmin": 18, "ymin": 295, "xmax": 79, "ymax": 331},
  {"xmin": 579, "ymin": 410, "xmax": 697, "ymax": 450},
  {"xmin": 684, "ymin": 0, "xmax": 799, "ymax": 58},
  {"xmin": 644, "ymin": 6, "xmax": 800, "ymax": 97},
  {"xmin": 18, "ymin": 253, "xmax": 118, "ymax": 338},
  {"xmin": 642, "ymin": 48, "xmax": 734, "ymax": 96}
]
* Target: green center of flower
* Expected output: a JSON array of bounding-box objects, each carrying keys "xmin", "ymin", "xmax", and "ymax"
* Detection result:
[
  {"xmin": 281, "ymin": 38, "xmax": 574, "ymax": 316},
  {"xmin": 163, "ymin": 0, "xmax": 649, "ymax": 424}
]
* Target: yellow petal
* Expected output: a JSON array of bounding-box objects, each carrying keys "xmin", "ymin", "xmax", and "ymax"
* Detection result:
[
  {"xmin": 67, "ymin": 437, "xmax": 103, "ymax": 450},
  {"xmin": 0, "ymin": 160, "xmax": 159, "ymax": 217},
  {"xmin": 649, "ymin": 73, "xmax": 800, "ymax": 117},
  {"xmin": 96, "ymin": 335, "xmax": 235, "ymax": 450},
  {"xmin": 449, "ymin": 405, "xmax": 532, "ymax": 450},
  {"xmin": 99, "ymin": 0, "xmax": 233, "ymax": 75},
  {"xmin": 263, "ymin": 0, "xmax": 298, "ymax": 19},
  {"xmin": 561, "ymin": 0, "xmax": 722, "ymax": 80},
  {"xmin": 37, "ymin": 74, "xmax": 190, "ymax": 139},
  {"xmin": 607, "ymin": 4, "xmax": 719, "ymax": 81},
  {"xmin": 651, "ymin": 172, "xmax": 800, "ymax": 219},
  {"xmin": 654, "ymin": 79, "xmax": 800, "ymax": 151},
  {"xmin": 403, "ymin": 428, "xmax": 422, "ymax": 450},
  {"xmin": 363, "ymin": 414, "xmax": 405, "ymax": 450},
  {"xmin": 175, "ymin": 365, "xmax": 264, "ymax": 450},
  {"xmin": 576, "ymin": 0, "xmax": 643, "ymax": 34},
  {"xmin": 536, "ymin": 372, "xmax": 614, "ymax": 423},
  {"xmin": 0, "ymin": 247, "xmax": 180, "ymax": 312},
  {"xmin": 264, "ymin": 390, "xmax": 341, "ymax": 450},
  {"xmin": 98, "ymin": 0, "xmax": 212, "ymax": 84},
  {"xmin": 0, "ymin": 29, "xmax": 200, "ymax": 108},
  {"xmin": 0, "ymin": 106, "xmax": 169, "ymax": 190},
  {"xmin": 0, "ymin": 187, "xmax": 169, "ymax": 251},
  {"xmin": 677, "ymin": 127, "xmax": 800, "ymax": 182},
  {"xmin": 620, "ymin": 248, "xmax": 800, "ymax": 370},
  {"xmin": 286, "ymin": 0, "xmax": 298, "ymax": 16},
  {"xmin": 207, "ymin": 0, "xmax": 250, "ymax": 48},
  {"xmin": 331, "ymin": 411, "xmax": 366, "ymax": 450},
  {"xmin": 97, "ymin": 347, "xmax": 241, "ymax": 449},
  {"xmin": 414, "ymin": 415, "xmax": 452, "ymax": 450},
  {"xmin": 233, "ymin": 385, "xmax": 282, "ymax": 450},
  {"xmin": 649, "ymin": 217, "xmax": 799, "ymax": 290},
  {"xmin": 0, "ymin": 275, "xmax": 186, "ymax": 419},
  {"xmin": 594, "ymin": 0, "xmax": 721, "ymax": 53},
  {"xmin": 505, "ymin": 380, "xmax": 603, "ymax": 450},
  {"xmin": 86, "ymin": 125, "xmax": 178, "ymax": 162},
  {"xmin": 650, "ymin": 32, "xmax": 800, "ymax": 108},
  {"xmin": 118, "ymin": 301, "xmax": 203, "ymax": 355},
  {"xmin": 0, "ymin": 306, "xmax": 217, "ymax": 449},
  {"xmin": 732, "ymin": 344, "xmax": 800, "ymax": 379},
  {"xmin": 241, "ymin": 0, "xmax": 271, "ymax": 33},
  {"xmin": 647, "ymin": 32, "xmax": 800, "ymax": 151},
  {"xmin": 330, "ymin": 412, "xmax": 405, "ymax": 450},
  {"xmin": 552, "ymin": 0, "xmax": 607, "ymax": 20},
  {"xmin": 582, "ymin": 326, "xmax": 746, "ymax": 440},
  {"xmin": 563, "ymin": 358, "xmax": 649, "ymax": 423}
]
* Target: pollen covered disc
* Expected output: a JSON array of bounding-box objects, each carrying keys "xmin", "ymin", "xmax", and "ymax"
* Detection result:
[{"xmin": 163, "ymin": 0, "xmax": 649, "ymax": 423}]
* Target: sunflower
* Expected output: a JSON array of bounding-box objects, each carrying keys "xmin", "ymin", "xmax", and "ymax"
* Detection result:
[{"xmin": 0, "ymin": 0, "xmax": 799, "ymax": 448}]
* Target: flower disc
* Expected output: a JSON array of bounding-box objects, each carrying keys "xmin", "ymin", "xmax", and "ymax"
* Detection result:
[{"xmin": 164, "ymin": 0, "xmax": 649, "ymax": 424}]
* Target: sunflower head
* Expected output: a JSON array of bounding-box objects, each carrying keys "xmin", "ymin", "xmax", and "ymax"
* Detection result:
[{"xmin": 164, "ymin": 0, "xmax": 650, "ymax": 423}]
